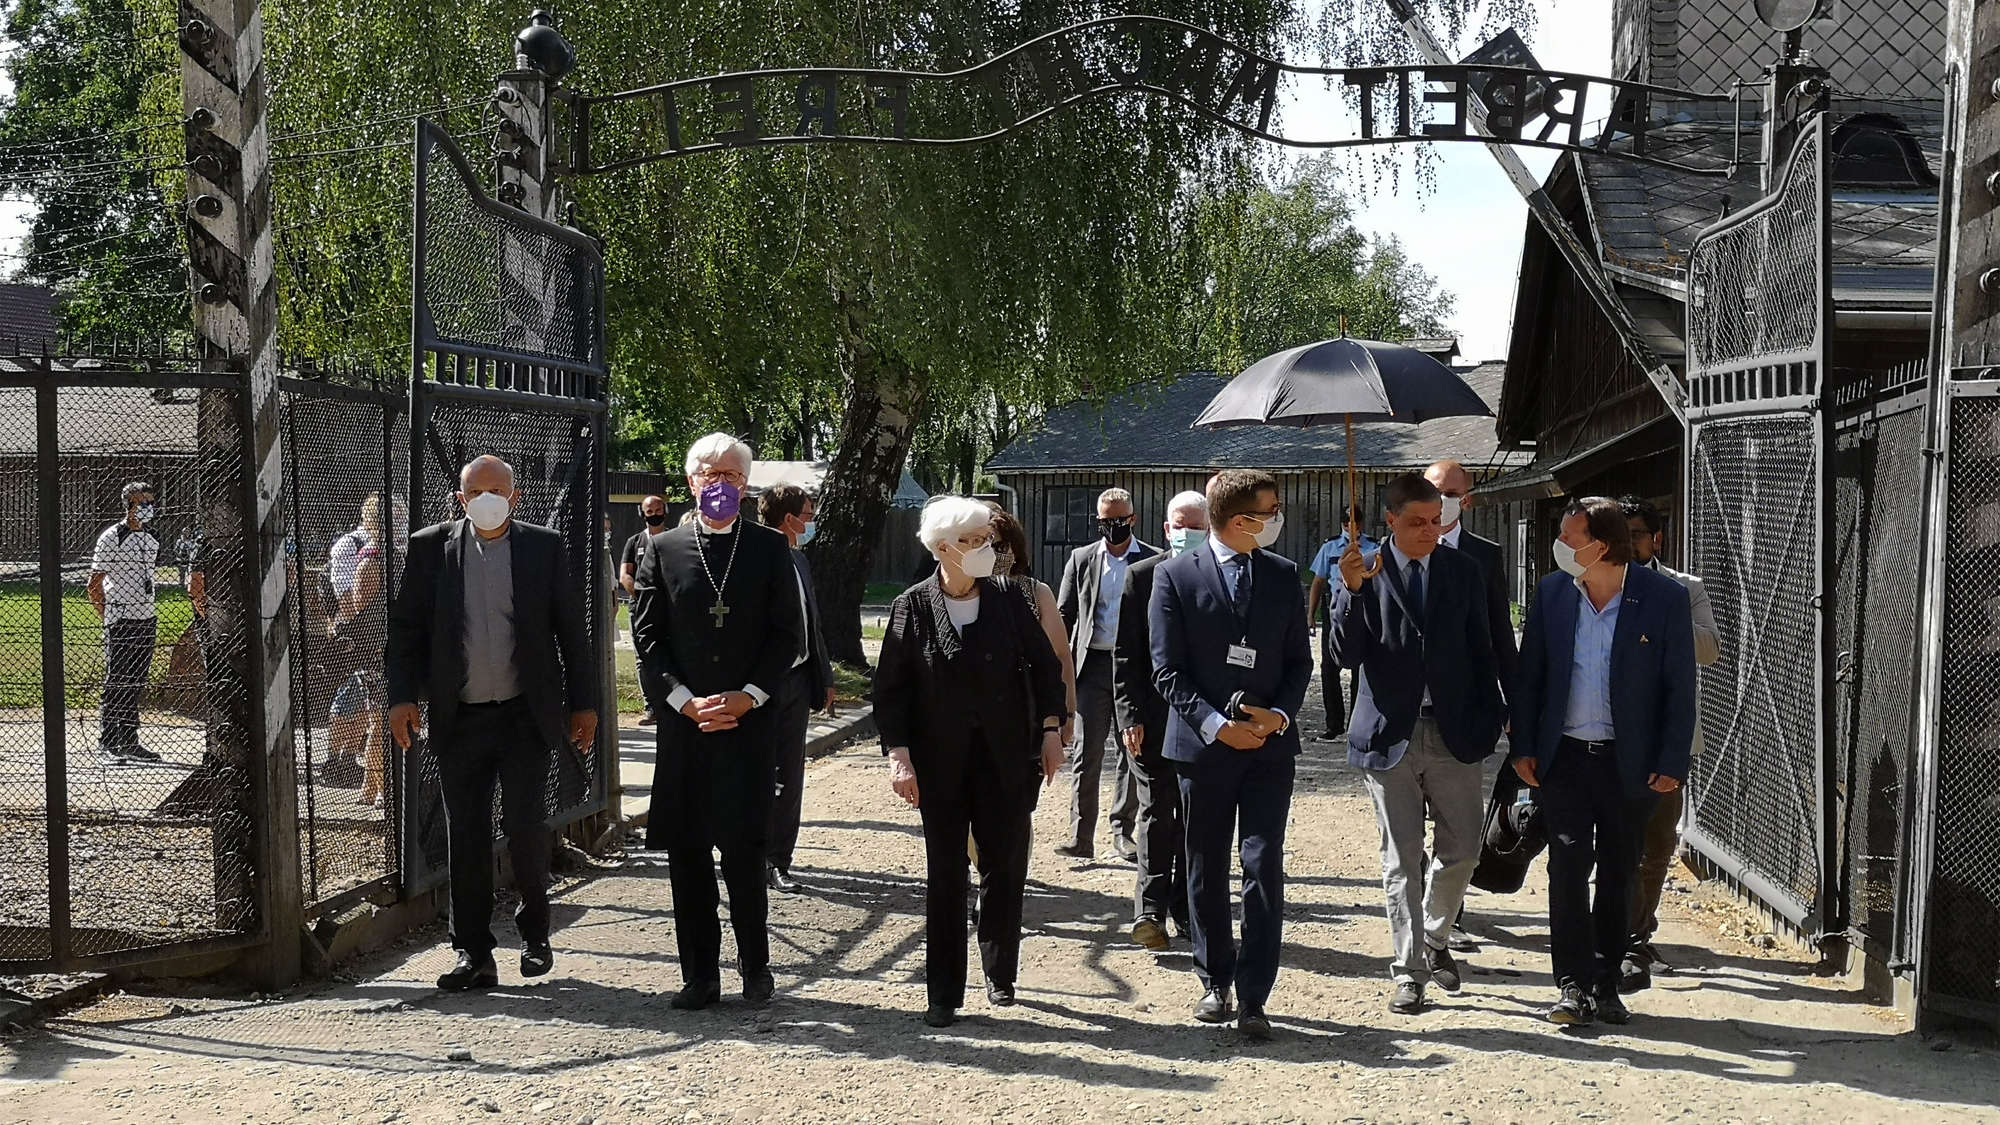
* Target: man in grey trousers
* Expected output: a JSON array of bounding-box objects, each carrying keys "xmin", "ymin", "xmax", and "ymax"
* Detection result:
[
  {"xmin": 1055, "ymin": 487, "xmax": 1156, "ymax": 860},
  {"xmin": 1331, "ymin": 473, "xmax": 1506, "ymax": 1015}
]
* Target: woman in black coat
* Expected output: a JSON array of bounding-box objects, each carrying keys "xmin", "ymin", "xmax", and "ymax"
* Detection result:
[{"xmin": 874, "ymin": 496, "xmax": 1067, "ymax": 1028}]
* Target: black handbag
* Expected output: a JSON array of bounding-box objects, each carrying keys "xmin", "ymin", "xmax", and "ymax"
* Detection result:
[{"xmin": 1470, "ymin": 764, "xmax": 1548, "ymax": 894}]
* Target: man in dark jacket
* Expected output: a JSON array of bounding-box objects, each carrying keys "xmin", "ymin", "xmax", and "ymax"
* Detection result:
[
  {"xmin": 1114, "ymin": 490, "xmax": 1209, "ymax": 951},
  {"xmin": 387, "ymin": 455, "xmax": 597, "ymax": 991},
  {"xmin": 634, "ymin": 433, "xmax": 805, "ymax": 1010},
  {"xmin": 1332, "ymin": 472, "xmax": 1505, "ymax": 1015},
  {"xmin": 757, "ymin": 484, "xmax": 836, "ymax": 892},
  {"xmin": 1149, "ymin": 469, "xmax": 1312, "ymax": 1041},
  {"xmin": 1512, "ymin": 496, "xmax": 1697, "ymax": 1027}
]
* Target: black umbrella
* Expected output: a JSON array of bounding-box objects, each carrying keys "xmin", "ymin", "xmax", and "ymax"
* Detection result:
[{"xmin": 1193, "ymin": 334, "xmax": 1493, "ymax": 573}]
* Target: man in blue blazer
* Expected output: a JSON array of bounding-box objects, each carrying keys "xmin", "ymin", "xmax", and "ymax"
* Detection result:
[
  {"xmin": 1150, "ymin": 469, "xmax": 1312, "ymax": 1041},
  {"xmin": 1512, "ymin": 496, "xmax": 1697, "ymax": 1027},
  {"xmin": 1332, "ymin": 472, "xmax": 1505, "ymax": 1015}
]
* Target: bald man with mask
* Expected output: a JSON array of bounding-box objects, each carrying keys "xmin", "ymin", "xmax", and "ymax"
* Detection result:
[{"xmin": 387, "ymin": 455, "xmax": 598, "ymax": 991}]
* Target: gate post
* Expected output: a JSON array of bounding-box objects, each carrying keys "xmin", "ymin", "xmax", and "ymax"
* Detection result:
[{"xmin": 179, "ymin": 0, "xmax": 302, "ymax": 987}]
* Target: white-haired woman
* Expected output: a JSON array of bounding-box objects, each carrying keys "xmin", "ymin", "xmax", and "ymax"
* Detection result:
[{"xmin": 874, "ymin": 496, "xmax": 1067, "ymax": 1028}]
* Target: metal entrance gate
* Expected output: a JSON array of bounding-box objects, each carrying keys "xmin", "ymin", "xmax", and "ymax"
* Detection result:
[
  {"xmin": 1681, "ymin": 117, "xmax": 1834, "ymax": 935},
  {"xmin": 401, "ymin": 120, "xmax": 611, "ymax": 896}
]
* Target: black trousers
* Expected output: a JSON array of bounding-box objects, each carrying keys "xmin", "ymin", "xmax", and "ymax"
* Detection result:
[
  {"xmin": 101, "ymin": 616, "xmax": 157, "ymax": 751},
  {"xmin": 1535, "ymin": 742, "xmax": 1658, "ymax": 988},
  {"xmin": 434, "ymin": 698, "xmax": 552, "ymax": 958},
  {"xmin": 1318, "ymin": 625, "xmax": 1350, "ymax": 734},
  {"xmin": 1182, "ymin": 750, "xmax": 1294, "ymax": 1009},
  {"xmin": 1132, "ymin": 744, "xmax": 1187, "ymax": 927},
  {"xmin": 916, "ymin": 731, "xmax": 1036, "ymax": 1009},
  {"xmin": 658, "ymin": 717, "xmax": 773, "ymax": 986},
  {"xmin": 767, "ymin": 664, "xmax": 814, "ymax": 872}
]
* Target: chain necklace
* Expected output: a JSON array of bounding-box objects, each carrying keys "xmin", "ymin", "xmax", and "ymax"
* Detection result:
[{"xmin": 694, "ymin": 521, "xmax": 744, "ymax": 628}]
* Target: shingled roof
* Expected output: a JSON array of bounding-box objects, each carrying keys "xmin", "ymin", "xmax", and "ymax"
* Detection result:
[
  {"xmin": 988, "ymin": 363, "xmax": 1530, "ymax": 474},
  {"xmin": 0, "ymin": 283, "xmax": 59, "ymax": 343},
  {"xmin": 1577, "ymin": 104, "xmax": 1940, "ymax": 308}
]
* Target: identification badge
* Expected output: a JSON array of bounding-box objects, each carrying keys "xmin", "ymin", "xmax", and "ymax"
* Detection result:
[{"xmin": 1226, "ymin": 643, "xmax": 1258, "ymax": 669}]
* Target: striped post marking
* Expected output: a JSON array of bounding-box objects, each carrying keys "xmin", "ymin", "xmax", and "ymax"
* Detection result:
[{"xmin": 179, "ymin": 0, "xmax": 302, "ymax": 986}]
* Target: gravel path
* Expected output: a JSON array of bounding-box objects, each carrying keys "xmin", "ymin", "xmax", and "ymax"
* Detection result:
[{"xmin": 2, "ymin": 694, "xmax": 1996, "ymax": 1123}]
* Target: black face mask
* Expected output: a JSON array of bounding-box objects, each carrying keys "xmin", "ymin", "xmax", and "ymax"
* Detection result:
[
  {"xmin": 1099, "ymin": 517, "xmax": 1133, "ymax": 544},
  {"xmin": 645, "ymin": 512, "xmax": 667, "ymax": 527}
]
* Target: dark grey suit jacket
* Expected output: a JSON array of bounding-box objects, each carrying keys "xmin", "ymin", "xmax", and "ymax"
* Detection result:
[{"xmin": 386, "ymin": 518, "xmax": 595, "ymax": 753}]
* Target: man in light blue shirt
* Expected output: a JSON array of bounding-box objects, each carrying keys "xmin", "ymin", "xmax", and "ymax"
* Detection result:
[{"xmin": 1511, "ymin": 496, "xmax": 1697, "ymax": 1029}]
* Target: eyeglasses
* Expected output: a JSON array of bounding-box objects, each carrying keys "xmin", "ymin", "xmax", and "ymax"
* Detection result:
[
  {"xmin": 955, "ymin": 532, "xmax": 995, "ymax": 549},
  {"xmin": 691, "ymin": 467, "xmax": 746, "ymax": 487}
]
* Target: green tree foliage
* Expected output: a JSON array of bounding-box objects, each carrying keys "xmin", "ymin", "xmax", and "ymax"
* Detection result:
[{"xmin": 1, "ymin": 0, "xmax": 1510, "ymax": 662}]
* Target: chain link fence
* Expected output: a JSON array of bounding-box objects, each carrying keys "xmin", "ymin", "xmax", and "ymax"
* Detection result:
[
  {"xmin": 1828, "ymin": 363, "xmax": 1928, "ymax": 958},
  {"xmin": 0, "ymin": 358, "xmax": 263, "ymax": 970},
  {"xmin": 279, "ymin": 368, "xmax": 410, "ymax": 916},
  {"xmin": 1930, "ymin": 389, "xmax": 2000, "ymax": 1015},
  {"xmin": 1684, "ymin": 413, "xmax": 1826, "ymax": 924}
]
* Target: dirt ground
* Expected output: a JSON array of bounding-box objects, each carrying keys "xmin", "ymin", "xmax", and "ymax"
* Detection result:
[{"xmin": 3, "ymin": 695, "xmax": 1997, "ymax": 1123}]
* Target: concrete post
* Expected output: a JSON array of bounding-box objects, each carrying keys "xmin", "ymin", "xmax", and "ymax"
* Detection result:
[{"xmin": 178, "ymin": 0, "xmax": 301, "ymax": 987}]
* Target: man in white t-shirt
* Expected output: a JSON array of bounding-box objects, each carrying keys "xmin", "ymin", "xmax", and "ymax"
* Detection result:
[{"xmin": 90, "ymin": 481, "xmax": 163, "ymax": 764}]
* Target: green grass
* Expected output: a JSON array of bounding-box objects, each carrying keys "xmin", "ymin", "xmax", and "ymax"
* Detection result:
[
  {"xmin": 0, "ymin": 582, "xmax": 197, "ymax": 709},
  {"xmin": 865, "ymin": 582, "xmax": 904, "ymax": 604},
  {"xmin": 861, "ymin": 622, "xmax": 885, "ymax": 642}
]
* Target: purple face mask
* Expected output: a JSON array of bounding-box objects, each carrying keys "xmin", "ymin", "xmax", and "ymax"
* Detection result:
[{"xmin": 699, "ymin": 480, "xmax": 742, "ymax": 522}]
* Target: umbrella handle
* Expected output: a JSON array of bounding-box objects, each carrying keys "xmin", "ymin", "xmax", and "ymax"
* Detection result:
[{"xmin": 1343, "ymin": 411, "xmax": 1382, "ymax": 578}]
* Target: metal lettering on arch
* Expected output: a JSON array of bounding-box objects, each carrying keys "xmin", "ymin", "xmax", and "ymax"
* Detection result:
[{"xmin": 557, "ymin": 15, "xmax": 1735, "ymax": 178}]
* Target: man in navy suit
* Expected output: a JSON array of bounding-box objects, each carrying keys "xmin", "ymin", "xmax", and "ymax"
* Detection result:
[
  {"xmin": 1150, "ymin": 469, "xmax": 1312, "ymax": 1041},
  {"xmin": 1512, "ymin": 496, "xmax": 1697, "ymax": 1026},
  {"xmin": 1332, "ymin": 472, "xmax": 1505, "ymax": 1015}
]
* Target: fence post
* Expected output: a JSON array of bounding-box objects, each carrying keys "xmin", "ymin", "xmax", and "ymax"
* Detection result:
[{"xmin": 179, "ymin": 0, "xmax": 302, "ymax": 987}]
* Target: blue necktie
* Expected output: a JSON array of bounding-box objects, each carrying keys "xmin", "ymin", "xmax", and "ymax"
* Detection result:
[
  {"xmin": 1406, "ymin": 558, "xmax": 1425, "ymax": 622},
  {"xmin": 1228, "ymin": 555, "xmax": 1250, "ymax": 618}
]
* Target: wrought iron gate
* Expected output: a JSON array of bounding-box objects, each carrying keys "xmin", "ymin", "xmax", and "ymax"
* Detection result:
[
  {"xmin": 1681, "ymin": 116, "xmax": 1833, "ymax": 935},
  {"xmin": 401, "ymin": 120, "xmax": 611, "ymax": 896}
]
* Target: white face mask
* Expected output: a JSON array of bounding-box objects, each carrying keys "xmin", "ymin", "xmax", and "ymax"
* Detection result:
[
  {"xmin": 955, "ymin": 543, "xmax": 997, "ymax": 579},
  {"xmin": 464, "ymin": 491, "xmax": 512, "ymax": 532},
  {"xmin": 1439, "ymin": 495, "xmax": 1463, "ymax": 528},
  {"xmin": 1246, "ymin": 511, "xmax": 1284, "ymax": 549},
  {"xmin": 1553, "ymin": 537, "xmax": 1592, "ymax": 578}
]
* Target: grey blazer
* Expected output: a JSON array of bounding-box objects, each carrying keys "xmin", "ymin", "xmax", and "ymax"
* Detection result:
[
  {"xmin": 1650, "ymin": 557, "xmax": 1722, "ymax": 754},
  {"xmin": 1056, "ymin": 538, "xmax": 1158, "ymax": 656}
]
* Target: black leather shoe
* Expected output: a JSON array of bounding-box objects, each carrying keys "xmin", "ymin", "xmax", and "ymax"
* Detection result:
[
  {"xmin": 1427, "ymin": 945, "xmax": 1462, "ymax": 993},
  {"xmin": 1593, "ymin": 979, "xmax": 1631, "ymax": 1024},
  {"xmin": 1194, "ymin": 988, "xmax": 1233, "ymax": 1024},
  {"xmin": 520, "ymin": 942, "xmax": 553, "ymax": 978},
  {"xmin": 1238, "ymin": 1006, "xmax": 1274, "ymax": 1040},
  {"xmin": 1389, "ymin": 981, "xmax": 1424, "ymax": 1014},
  {"xmin": 1112, "ymin": 835, "xmax": 1138, "ymax": 862},
  {"xmin": 437, "ymin": 952, "xmax": 498, "ymax": 991},
  {"xmin": 1546, "ymin": 983, "xmax": 1595, "ymax": 1026},
  {"xmin": 924, "ymin": 1004, "xmax": 957, "ymax": 1028},
  {"xmin": 1053, "ymin": 843, "xmax": 1093, "ymax": 861},
  {"xmin": 671, "ymin": 980, "xmax": 722, "ymax": 1010},
  {"xmin": 986, "ymin": 981, "xmax": 1016, "ymax": 1006},
  {"xmin": 766, "ymin": 865, "xmax": 800, "ymax": 893},
  {"xmin": 744, "ymin": 972, "xmax": 776, "ymax": 1005}
]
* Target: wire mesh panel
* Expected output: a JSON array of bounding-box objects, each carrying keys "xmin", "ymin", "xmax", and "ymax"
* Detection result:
[
  {"xmin": 1685, "ymin": 121, "xmax": 1827, "ymax": 409},
  {"xmin": 1681, "ymin": 114, "xmax": 1831, "ymax": 932},
  {"xmin": 0, "ymin": 388, "xmax": 47, "ymax": 962},
  {"xmin": 31, "ymin": 384, "xmax": 258, "ymax": 960},
  {"xmin": 1930, "ymin": 392, "xmax": 2000, "ymax": 1015},
  {"xmin": 1829, "ymin": 390, "xmax": 1927, "ymax": 954},
  {"xmin": 400, "ymin": 120, "xmax": 609, "ymax": 896},
  {"xmin": 1685, "ymin": 414, "xmax": 1825, "ymax": 923},
  {"xmin": 280, "ymin": 376, "xmax": 408, "ymax": 913}
]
